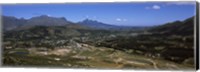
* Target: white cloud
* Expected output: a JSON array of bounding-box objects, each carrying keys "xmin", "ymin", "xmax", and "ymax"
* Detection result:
[
  {"xmin": 145, "ymin": 5, "xmax": 161, "ymax": 10},
  {"xmin": 152, "ymin": 5, "xmax": 160, "ymax": 10},
  {"xmin": 116, "ymin": 18, "xmax": 122, "ymax": 21},
  {"xmin": 116, "ymin": 18, "xmax": 127, "ymax": 22},
  {"xmin": 47, "ymin": 14, "xmax": 51, "ymax": 16},
  {"xmin": 85, "ymin": 15, "xmax": 89, "ymax": 18}
]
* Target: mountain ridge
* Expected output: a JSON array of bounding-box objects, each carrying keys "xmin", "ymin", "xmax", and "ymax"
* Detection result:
[
  {"xmin": 3, "ymin": 15, "xmax": 150, "ymax": 31},
  {"xmin": 2, "ymin": 15, "xmax": 194, "ymax": 31},
  {"xmin": 149, "ymin": 16, "xmax": 194, "ymax": 36},
  {"xmin": 77, "ymin": 19, "xmax": 119, "ymax": 29}
]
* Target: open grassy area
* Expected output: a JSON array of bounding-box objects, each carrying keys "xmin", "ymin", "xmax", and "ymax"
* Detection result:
[{"xmin": 2, "ymin": 44, "xmax": 194, "ymax": 70}]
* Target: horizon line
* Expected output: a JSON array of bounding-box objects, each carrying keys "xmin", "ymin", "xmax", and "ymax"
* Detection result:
[{"xmin": 2, "ymin": 14, "xmax": 195, "ymax": 27}]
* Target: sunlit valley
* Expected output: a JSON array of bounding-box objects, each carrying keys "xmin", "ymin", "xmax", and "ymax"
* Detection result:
[
  {"xmin": 2, "ymin": 15, "xmax": 195, "ymax": 69},
  {"xmin": 1, "ymin": 2, "xmax": 197, "ymax": 70}
]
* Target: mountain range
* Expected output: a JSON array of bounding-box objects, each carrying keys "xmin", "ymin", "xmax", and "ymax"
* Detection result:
[
  {"xmin": 78, "ymin": 19, "xmax": 118, "ymax": 29},
  {"xmin": 149, "ymin": 16, "xmax": 194, "ymax": 36},
  {"xmin": 2, "ymin": 15, "xmax": 195, "ymax": 37},
  {"xmin": 2, "ymin": 16, "xmax": 27, "ymax": 31},
  {"xmin": 2, "ymin": 15, "xmax": 72, "ymax": 31},
  {"xmin": 2, "ymin": 15, "xmax": 148, "ymax": 31},
  {"xmin": 3, "ymin": 15, "xmax": 195, "ymax": 65}
]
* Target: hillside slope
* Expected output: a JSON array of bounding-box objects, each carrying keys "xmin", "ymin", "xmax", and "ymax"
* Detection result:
[
  {"xmin": 149, "ymin": 16, "xmax": 194, "ymax": 36},
  {"xmin": 96, "ymin": 16, "xmax": 195, "ymax": 64}
]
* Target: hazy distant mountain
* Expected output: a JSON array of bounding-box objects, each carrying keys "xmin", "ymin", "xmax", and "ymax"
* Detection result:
[
  {"xmin": 78, "ymin": 19, "xmax": 150, "ymax": 30},
  {"xmin": 2, "ymin": 15, "xmax": 74, "ymax": 31},
  {"xmin": 2, "ymin": 16, "xmax": 27, "ymax": 31},
  {"xmin": 78, "ymin": 19, "xmax": 119, "ymax": 30},
  {"xmin": 3, "ymin": 15, "xmax": 149, "ymax": 31},
  {"xmin": 25, "ymin": 15, "xmax": 72, "ymax": 26},
  {"xmin": 149, "ymin": 16, "xmax": 194, "ymax": 36}
]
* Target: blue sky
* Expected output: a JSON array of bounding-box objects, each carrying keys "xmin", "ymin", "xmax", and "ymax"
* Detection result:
[{"xmin": 1, "ymin": 2, "xmax": 196, "ymax": 26}]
